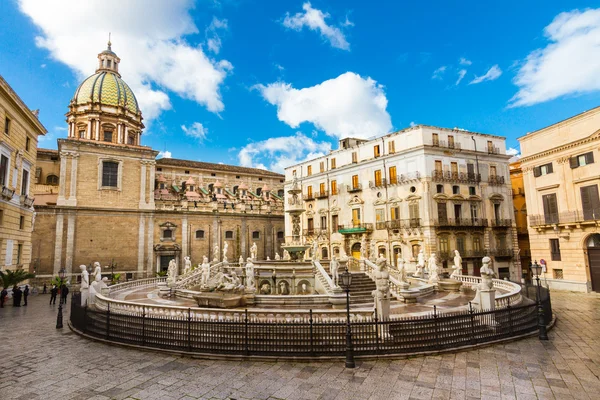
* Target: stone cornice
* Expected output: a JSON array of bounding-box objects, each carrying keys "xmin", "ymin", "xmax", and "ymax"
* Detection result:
[{"xmin": 520, "ymin": 130, "xmax": 600, "ymax": 164}]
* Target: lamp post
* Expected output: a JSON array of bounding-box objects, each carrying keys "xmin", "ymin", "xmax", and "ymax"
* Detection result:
[
  {"xmin": 339, "ymin": 267, "xmax": 355, "ymax": 368},
  {"xmin": 530, "ymin": 260, "xmax": 548, "ymax": 340},
  {"xmin": 56, "ymin": 268, "xmax": 65, "ymax": 329}
]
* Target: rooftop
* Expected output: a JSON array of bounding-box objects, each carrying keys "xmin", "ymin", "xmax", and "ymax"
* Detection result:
[{"xmin": 156, "ymin": 158, "xmax": 284, "ymax": 178}]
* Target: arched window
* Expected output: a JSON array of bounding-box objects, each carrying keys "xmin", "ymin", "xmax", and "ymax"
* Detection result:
[
  {"xmin": 256, "ymin": 187, "xmax": 262, "ymax": 195},
  {"xmin": 46, "ymin": 174, "xmax": 59, "ymax": 185},
  {"xmin": 277, "ymin": 189, "xmax": 284, "ymax": 197},
  {"xmin": 195, "ymin": 230, "xmax": 205, "ymax": 239},
  {"xmin": 321, "ymin": 247, "xmax": 328, "ymax": 259}
]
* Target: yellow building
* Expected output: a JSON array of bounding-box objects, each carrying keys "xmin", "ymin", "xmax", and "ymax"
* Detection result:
[
  {"xmin": 519, "ymin": 106, "xmax": 600, "ymax": 292},
  {"xmin": 0, "ymin": 75, "xmax": 47, "ymax": 273},
  {"xmin": 509, "ymin": 160, "xmax": 531, "ymax": 279},
  {"xmin": 31, "ymin": 42, "xmax": 285, "ymax": 282}
]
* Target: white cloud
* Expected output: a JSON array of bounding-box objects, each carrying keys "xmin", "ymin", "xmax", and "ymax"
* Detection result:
[
  {"xmin": 205, "ymin": 16, "xmax": 228, "ymax": 54},
  {"xmin": 283, "ymin": 2, "xmax": 350, "ymax": 50},
  {"xmin": 181, "ymin": 122, "xmax": 208, "ymax": 141},
  {"xmin": 432, "ymin": 66, "xmax": 446, "ymax": 80},
  {"xmin": 238, "ymin": 132, "xmax": 331, "ymax": 173},
  {"xmin": 459, "ymin": 57, "xmax": 472, "ymax": 66},
  {"xmin": 510, "ymin": 8, "xmax": 600, "ymax": 107},
  {"xmin": 157, "ymin": 150, "xmax": 172, "ymax": 159},
  {"xmin": 18, "ymin": 0, "xmax": 232, "ymax": 121},
  {"xmin": 469, "ymin": 65, "xmax": 502, "ymax": 84},
  {"xmin": 456, "ymin": 69, "xmax": 467, "ymax": 85},
  {"xmin": 254, "ymin": 72, "xmax": 392, "ymax": 139},
  {"xmin": 409, "ymin": 121, "xmax": 417, "ymax": 127},
  {"xmin": 506, "ymin": 147, "xmax": 520, "ymax": 156},
  {"xmin": 40, "ymin": 63, "xmax": 46, "ymax": 68}
]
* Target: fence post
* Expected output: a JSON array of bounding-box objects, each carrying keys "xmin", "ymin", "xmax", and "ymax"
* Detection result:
[
  {"xmin": 106, "ymin": 302, "xmax": 111, "ymax": 340},
  {"xmin": 142, "ymin": 306, "xmax": 146, "ymax": 347},
  {"xmin": 84, "ymin": 304, "xmax": 88, "ymax": 334},
  {"xmin": 507, "ymin": 298, "xmax": 513, "ymax": 335},
  {"xmin": 244, "ymin": 309, "xmax": 249, "ymax": 356},
  {"xmin": 433, "ymin": 305, "xmax": 440, "ymax": 350},
  {"xmin": 374, "ymin": 312, "xmax": 380, "ymax": 354},
  {"xmin": 468, "ymin": 302, "xmax": 476, "ymax": 345},
  {"xmin": 188, "ymin": 308, "xmax": 192, "ymax": 352},
  {"xmin": 309, "ymin": 309, "xmax": 314, "ymax": 356}
]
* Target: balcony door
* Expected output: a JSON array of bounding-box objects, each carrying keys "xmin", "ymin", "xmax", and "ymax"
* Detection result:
[
  {"xmin": 581, "ymin": 185, "xmax": 600, "ymax": 221},
  {"xmin": 542, "ymin": 194, "xmax": 558, "ymax": 224},
  {"xmin": 352, "ymin": 208, "xmax": 361, "ymax": 226},
  {"xmin": 437, "ymin": 202, "xmax": 447, "ymax": 223},
  {"xmin": 587, "ymin": 234, "xmax": 600, "ymax": 292}
]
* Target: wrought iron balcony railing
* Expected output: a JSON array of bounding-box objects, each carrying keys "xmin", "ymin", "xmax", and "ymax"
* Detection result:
[
  {"xmin": 315, "ymin": 190, "xmax": 329, "ymax": 199},
  {"xmin": 432, "ymin": 170, "xmax": 481, "ymax": 183},
  {"xmin": 303, "ymin": 193, "xmax": 314, "ymax": 201},
  {"xmin": 530, "ymin": 209, "xmax": 600, "ymax": 226},
  {"xmin": 491, "ymin": 218, "xmax": 512, "ymax": 228},
  {"xmin": 488, "ymin": 175, "xmax": 506, "ymax": 185},
  {"xmin": 337, "ymin": 223, "xmax": 373, "ymax": 234},
  {"xmin": 346, "ymin": 184, "xmax": 363, "ymax": 193},
  {"xmin": 434, "ymin": 218, "xmax": 487, "ymax": 228},
  {"xmin": 489, "ymin": 248, "xmax": 513, "ymax": 257},
  {"xmin": 369, "ymin": 179, "xmax": 387, "ymax": 189}
]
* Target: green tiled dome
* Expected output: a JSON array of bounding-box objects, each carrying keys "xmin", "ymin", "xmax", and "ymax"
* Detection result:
[{"xmin": 72, "ymin": 71, "xmax": 139, "ymax": 114}]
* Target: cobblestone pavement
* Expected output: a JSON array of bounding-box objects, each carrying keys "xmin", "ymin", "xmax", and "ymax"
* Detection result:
[{"xmin": 0, "ymin": 291, "xmax": 599, "ymax": 400}]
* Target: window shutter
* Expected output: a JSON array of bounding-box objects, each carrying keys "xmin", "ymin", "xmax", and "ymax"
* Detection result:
[
  {"xmin": 569, "ymin": 157, "xmax": 579, "ymax": 169},
  {"xmin": 533, "ymin": 167, "xmax": 541, "ymax": 177},
  {"xmin": 547, "ymin": 163, "xmax": 553, "ymax": 173},
  {"xmin": 586, "ymin": 152, "xmax": 595, "ymax": 164}
]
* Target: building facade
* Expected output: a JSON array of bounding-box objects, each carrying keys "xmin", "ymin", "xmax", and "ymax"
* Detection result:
[
  {"xmin": 0, "ymin": 75, "xmax": 47, "ymax": 273},
  {"xmin": 284, "ymin": 126, "xmax": 520, "ymax": 280},
  {"xmin": 519, "ymin": 106, "xmax": 600, "ymax": 292},
  {"xmin": 31, "ymin": 43, "xmax": 284, "ymax": 282},
  {"xmin": 509, "ymin": 160, "xmax": 531, "ymax": 279}
]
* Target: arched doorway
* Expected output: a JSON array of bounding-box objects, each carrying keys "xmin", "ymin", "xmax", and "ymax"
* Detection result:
[
  {"xmin": 351, "ymin": 242, "xmax": 361, "ymax": 259},
  {"xmin": 321, "ymin": 247, "xmax": 328, "ymax": 260},
  {"xmin": 587, "ymin": 234, "xmax": 600, "ymax": 291},
  {"xmin": 393, "ymin": 246, "xmax": 402, "ymax": 266}
]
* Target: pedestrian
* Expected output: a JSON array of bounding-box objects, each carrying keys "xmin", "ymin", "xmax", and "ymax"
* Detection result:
[
  {"xmin": 43, "ymin": 283, "xmax": 47, "ymax": 294},
  {"xmin": 0, "ymin": 287, "xmax": 7, "ymax": 308},
  {"xmin": 23, "ymin": 285, "xmax": 29, "ymax": 306},
  {"xmin": 13, "ymin": 285, "xmax": 22, "ymax": 307},
  {"xmin": 60, "ymin": 284, "xmax": 69, "ymax": 304},
  {"xmin": 50, "ymin": 285, "xmax": 58, "ymax": 305}
]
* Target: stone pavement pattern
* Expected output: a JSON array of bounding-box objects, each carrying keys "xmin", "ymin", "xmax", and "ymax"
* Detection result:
[{"xmin": 0, "ymin": 291, "xmax": 599, "ymax": 400}]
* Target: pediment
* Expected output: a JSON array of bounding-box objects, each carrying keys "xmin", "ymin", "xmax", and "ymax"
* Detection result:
[{"xmin": 348, "ymin": 196, "xmax": 364, "ymax": 205}]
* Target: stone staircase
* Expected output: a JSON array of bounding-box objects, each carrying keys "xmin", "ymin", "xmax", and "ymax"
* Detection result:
[{"xmin": 333, "ymin": 272, "xmax": 376, "ymax": 307}]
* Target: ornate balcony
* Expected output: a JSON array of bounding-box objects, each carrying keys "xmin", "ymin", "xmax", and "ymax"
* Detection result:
[
  {"xmin": 530, "ymin": 209, "xmax": 600, "ymax": 227},
  {"xmin": 491, "ymin": 218, "xmax": 512, "ymax": 228},
  {"xmin": 338, "ymin": 223, "xmax": 373, "ymax": 234},
  {"xmin": 303, "ymin": 228, "xmax": 328, "ymax": 237},
  {"xmin": 488, "ymin": 175, "xmax": 506, "ymax": 185},
  {"xmin": 385, "ymin": 218, "xmax": 421, "ymax": 229},
  {"xmin": 463, "ymin": 249, "xmax": 486, "ymax": 258},
  {"xmin": 303, "ymin": 193, "xmax": 315, "ymax": 201},
  {"xmin": 369, "ymin": 179, "xmax": 386, "ymax": 189},
  {"xmin": 490, "ymin": 248, "xmax": 513, "ymax": 258},
  {"xmin": 346, "ymin": 183, "xmax": 362, "ymax": 193},
  {"xmin": 432, "ymin": 170, "xmax": 481, "ymax": 183},
  {"xmin": 315, "ymin": 190, "xmax": 329, "ymax": 199},
  {"xmin": 1, "ymin": 186, "xmax": 14, "ymax": 199},
  {"xmin": 21, "ymin": 195, "xmax": 35, "ymax": 207},
  {"xmin": 434, "ymin": 218, "xmax": 487, "ymax": 229}
]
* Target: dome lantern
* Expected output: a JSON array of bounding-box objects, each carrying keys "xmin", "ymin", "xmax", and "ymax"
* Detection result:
[{"xmin": 97, "ymin": 34, "xmax": 121, "ymax": 76}]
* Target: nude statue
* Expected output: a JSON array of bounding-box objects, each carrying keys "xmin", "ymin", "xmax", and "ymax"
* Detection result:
[
  {"xmin": 183, "ymin": 256, "xmax": 192, "ymax": 275},
  {"xmin": 428, "ymin": 253, "xmax": 439, "ymax": 283},
  {"xmin": 415, "ymin": 249, "xmax": 425, "ymax": 278},
  {"xmin": 245, "ymin": 258, "xmax": 255, "ymax": 290},
  {"xmin": 451, "ymin": 250, "xmax": 462, "ymax": 279},
  {"xmin": 200, "ymin": 256, "xmax": 211, "ymax": 288},
  {"xmin": 250, "ymin": 242, "xmax": 258, "ymax": 260},
  {"xmin": 330, "ymin": 255, "xmax": 340, "ymax": 287}
]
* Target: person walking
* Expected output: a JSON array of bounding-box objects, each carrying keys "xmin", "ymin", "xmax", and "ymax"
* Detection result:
[
  {"xmin": 43, "ymin": 283, "xmax": 47, "ymax": 294},
  {"xmin": 0, "ymin": 287, "xmax": 7, "ymax": 308},
  {"xmin": 13, "ymin": 285, "xmax": 22, "ymax": 307},
  {"xmin": 49, "ymin": 285, "xmax": 58, "ymax": 305},
  {"xmin": 23, "ymin": 285, "xmax": 29, "ymax": 306},
  {"xmin": 60, "ymin": 284, "xmax": 69, "ymax": 304}
]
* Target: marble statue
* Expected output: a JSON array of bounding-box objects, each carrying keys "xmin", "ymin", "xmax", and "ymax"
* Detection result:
[
  {"xmin": 275, "ymin": 252, "xmax": 281, "ymax": 260},
  {"xmin": 89, "ymin": 262, "xmax": 106, "ymax": 303},
  {"xmin": 217, "ymin": 271, "xmax": 243, "ymax": 291},
  {"xmin": 361, "ymin": 236, "xmax": 367, "ymax": 259},
  {"xmin": 239, "ymin": 255, "xmax": 244, "ymax": 266},
  {"xmin": 245, "ymin": 258, "xmax": 255, "ymax": 290},
  {"xmin": 369, "ymin": 242, "xmax": 377, "ymax": 261},
  {"xmin": 479, "ymin": 256, "xmax": 495, "ymax": 290},
  {"xmin": 213, "ymin": 244, "xmax": 219, "ymax": 262},
  {"xmin": 376, "ymin": 253, "xmax": 387, "ymax": 271},
  {"xmin": 300, "ymin": 283, "xmax": 308, "ymax": 294},
  {"xmin": 279, "ymin": 281, "xmax": 290, "ymax": 295},
  {"xmin": 397, "ymin": 256, "xmax": 407, "ymax": 283},
  {"xmin": 373, "ymin": 261, "xmax": 391, "ymax": 320},
  {"xmin": 415, "ymin": 249, "xmax": 425, "ymax": 278},
  {"xmin": 260, "ymin": 283, "xmax": 271, "ymax": 294},
  {"xmin": 183, "ymin": 256, "xmax": 192, "ymax": 275},
  {"xmin": 330, "ymin": 255, "xmax": 340, "ymax": 287},
  {"xmin": 291, "ymin": 170, "xmax": 299, "ymax": 190},
  {"xmin": 339, "ymin": 247, "xmax": 348, "ymax": 261},
  {"xmin": 250, "ymin": 242, "xmax": 258, "ymax": 260},
  {"xmin": 167, "ymin": 259, "xmax": 178, "ymax": 286},
  {"xmin": 79, "ymin": 265, "xmax": 89, "ymax": 306},
  {"xmin": 282, "ymin": 249, "xmax": 291, "ymax": 260},
  {"xmin": 267, "ymin": 256, "xmax": 271, "ymax": 261},
  {"xmin": 451, "ymin": 250, "xmax": 462, "ymax": 279},
  {"xmin": 428, "ymin": 253, "xmax": 439, "ymax": 284},
  {"xmin": 200, "ymin": 256, "xmax": 211, "ymax": 288},
  {"xmin": 222, "ymin": 242, "xmax": 229, "ymax": 263},
  {"xmin": 312, "ymin": 240, "xmax": 319, "ymax": 261}
]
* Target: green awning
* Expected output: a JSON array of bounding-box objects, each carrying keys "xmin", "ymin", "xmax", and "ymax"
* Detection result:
[
  {"xmin": 248, "ymin": 191, "xmax": 261, "ymax": 199},
  {"xmin": 172, "ymin": 184, "xmax": 181, "ymax": 193},
  {"xmin": 199, "ymin": 187, "xmax": 209, "ymax": 195},
  {"xmin": 225, "ymin": 189, "xmax": 236, "ymax": 197},
  {"xmin": 338, "ymin": 227, "xmax": 367, "ymax": 234},
  {"xmin": 270, "ymin": 193, "xmax": 282, "ymax": 201}
]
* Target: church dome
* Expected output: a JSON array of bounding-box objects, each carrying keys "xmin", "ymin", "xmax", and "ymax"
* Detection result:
[{"xmin": 72, "ymin": 71, "xmax": 139, "ymax": 114}]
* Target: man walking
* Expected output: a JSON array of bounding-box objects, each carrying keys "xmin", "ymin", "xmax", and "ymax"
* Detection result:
[
  {"xmin": 23, "ymin": 285, "xmax": 29, "ymax": 306},
  {"xmin": 13, "ymin": 285, "xmax": 22, "ymax": 307},
  {"xmin": 43, "ymin": 283, "xmax": 47, "ymax": 294},
  {"xmin": 0, "ymin": 287, "xmax": 7, "ymax": 308},
  {"xmin": 50, "ymin": 285, "xmax": 58, "ymax": 305},
  {"xmin": 60, "ymin": 284, "xmax": 69, "ymax": 304}
]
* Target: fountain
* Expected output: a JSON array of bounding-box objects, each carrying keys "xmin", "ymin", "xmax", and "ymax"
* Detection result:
[{"xmin": 280, "ymin": 172, "xmax": 310, "ymax": 260}]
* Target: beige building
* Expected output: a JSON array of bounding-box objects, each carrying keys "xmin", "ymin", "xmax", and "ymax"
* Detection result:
[
  {"xmin": 31, "ymin": 42, "xmax": 284, "ymax": 282},
  {"xmin": 0, "ymin": 75, "xmax": 47, "ymax": 273},
  {"xmin": 519, "ymin": 106, "xmax": 600, "ymax": 292},
  {"xmin": 285, "ymin": 126, "xmax": 520, "ymax": 280}
]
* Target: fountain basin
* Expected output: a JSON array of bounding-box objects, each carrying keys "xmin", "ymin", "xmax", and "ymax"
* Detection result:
[
  {"xmin": 193, "ymin": 292, "xmax": 245, "ymax": 308},
  {"xmin": 437, "ymin": 279, "xmax": 463, "ymax": 292}
]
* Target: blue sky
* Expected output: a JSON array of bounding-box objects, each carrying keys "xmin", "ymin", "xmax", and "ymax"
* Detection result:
[{"xmin": 1, "ymin": 0, "xmax": 600, "ymax": 171}]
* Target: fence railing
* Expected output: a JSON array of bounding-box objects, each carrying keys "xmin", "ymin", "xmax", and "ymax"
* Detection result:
[
  {"xmin": 71, "ymin": 293, "xmax": 541, "ymax": 358},
  {"xmin": 529, "ymin": 209, "xmax": 600, "ymax": 226}
]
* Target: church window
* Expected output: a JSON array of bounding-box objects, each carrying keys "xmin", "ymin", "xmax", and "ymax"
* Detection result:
[
  {"xmin": 277, "ymin": 231, "xmax": 284, "ymax": 239},
  {"xmin": 102, "ymin": 161, "xmax": 119, "ymax": 187},
  {"xmin": 79, "ymin": 130, "xmax": 85, "ymax": 139},
  {"xmin": 195, "ymin": 230, "xmax": 205, "ymax": 239},
  {"xmin": 163, "ymin": 229, "xmax": 172, "ymax": 239},
  {"xmin": 21, "ymin": 168, "xmax": 29, "ymax": 196},
  {"xmin": 103, "ymin": 130, "xmax": 113, "ymax": 142},
  {"xmin": 127, "ymin": 135, "xmax": 135, "ymax": 145},
  {"xmin": 252, "ymin": 231, "xmax": 260, "ymax": 239},
  {"xmin": 225, "ymin": 231, "xmax": 234, "ymax": 239}
]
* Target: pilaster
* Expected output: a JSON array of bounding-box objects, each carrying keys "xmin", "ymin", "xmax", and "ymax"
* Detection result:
[
  {"xmin": 138, "ymin": 160, "xmax": 147, "ymax": 208},
  {"xmin": 57, "ymin": 152, "xmax": 68, "ymax": 204},
  {"xmin": 53, "ymin": 214, "xmax": 64, "ymax": 275},
  {"xmin": 182, "ymin": 216, "xmax": 188, "ymax": 264},
  {"xmin": 146, "ymin": 214, "xmax": 154, "ymax": 277},
  {"xmin": 137, "ymin": 214, "xmax": 146, "ymax": 275},
  {"xmin": 65, "ymin": 153, "xmax": 79, "ymax": 207},
  {"xmin": 65, "ymin": 213, "xmax": 76, "ymax": 275}
]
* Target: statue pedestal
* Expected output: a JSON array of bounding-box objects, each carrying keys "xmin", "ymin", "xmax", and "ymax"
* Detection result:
[
  {"xmin": 80, "ymin": 288, "xmax": 88, "ymax": 306},
  {"xmin": 375, "ymin": 296, "xmax": 390, "ymax": 320},
  {"xmin": 400, "ymin": 289, "xmax": 419, "ymax": 303},
  {"xmin": 478, "ymin": 289, "xmax": 496, "ymax": 311}
]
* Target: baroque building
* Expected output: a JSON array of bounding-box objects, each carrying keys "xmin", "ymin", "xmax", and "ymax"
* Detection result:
[
  {"xmin": 31, "ymin": 43, "xmax": 284, "ymax": 281},
  {"xmin": 519, "ymin": 106, "xmax": 600, "ymax": 292},
  {"xmin": 509, "ymin": 159, "xmax": 531, "ymax": 280},
  {"xmin": 284, "ymin": 126, "xmax": 520, "ymax": 280},
  {"xmin": 0, "ymin": 75, "xmax": 47, "ymax": 272}
]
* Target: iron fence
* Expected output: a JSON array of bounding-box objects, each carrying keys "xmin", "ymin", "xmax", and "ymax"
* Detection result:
[{"xmin": 70, "ymin": 294, "xmax": 542, "ymax": 358}]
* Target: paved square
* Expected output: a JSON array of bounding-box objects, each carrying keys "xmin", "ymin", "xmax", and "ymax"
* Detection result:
[{"xmin": 1, "ymin": 291, "xmax": 599, "ymax": 399}]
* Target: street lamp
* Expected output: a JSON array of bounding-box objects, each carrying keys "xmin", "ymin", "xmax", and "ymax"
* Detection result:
[
  {"xmin": 339, "ymin": 266, "xmax": 355, "ymax": 368},
  {"xmin": 530, "ymin": 260, "xmax": 548, "ymax": 340},
  {"xmin": 56, "ymin": 268, "xmax": 66, "ymax": 329}
]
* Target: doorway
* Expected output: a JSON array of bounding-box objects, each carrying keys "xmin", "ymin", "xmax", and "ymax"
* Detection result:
[
  {"xmin": 587, "ymin": 234, "xmax": 600, "ymax": 292},
  {"xmin": 160, "ymin": 255, "xmax": 171, "ymax": 272},
  {"xmin": 351, "ymin": 242, "xmax": 361, "ymax": 259}
]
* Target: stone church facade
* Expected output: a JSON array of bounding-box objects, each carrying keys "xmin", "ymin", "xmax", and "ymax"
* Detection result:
[{"xmin": 31, "ymin": 42, "xmax": 284, "ymax": 281}]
